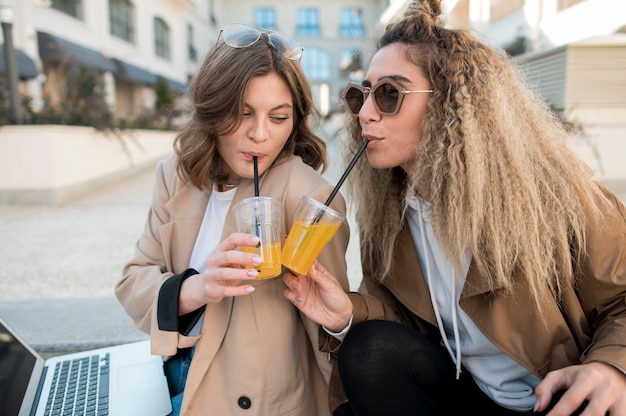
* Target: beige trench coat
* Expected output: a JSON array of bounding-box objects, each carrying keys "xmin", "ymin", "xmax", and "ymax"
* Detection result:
[{"xmin": 116, "ymin": 154, "xmax": 350, "ymax": 415}]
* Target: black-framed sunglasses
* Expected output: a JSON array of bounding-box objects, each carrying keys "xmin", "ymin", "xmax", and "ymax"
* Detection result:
[
  {"xmin": 217, "ymin": 23, "xmax": 304, "ymax": 61},
  {"xmin": 341, "ymin": 78, "xmax": 433, "ymax": 116}
]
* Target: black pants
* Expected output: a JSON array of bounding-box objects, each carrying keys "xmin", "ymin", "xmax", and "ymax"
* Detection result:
[{"xmin": 334, "ymin": 320, "xmax": 587, "ymax": 416}]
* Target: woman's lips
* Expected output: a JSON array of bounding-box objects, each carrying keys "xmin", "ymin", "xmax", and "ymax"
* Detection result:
[
  {"xmin": 242, "ymin": 152, "xmax": 263, "ymax": 161},
  {"xmin": 363, "ymin": 137, "xmax": 381, "ymax": 148}
]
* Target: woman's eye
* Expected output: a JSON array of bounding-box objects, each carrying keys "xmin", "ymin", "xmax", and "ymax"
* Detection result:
[{"xmin": 271, "ymin": 116, "xmax": 289, "ymax": 123}]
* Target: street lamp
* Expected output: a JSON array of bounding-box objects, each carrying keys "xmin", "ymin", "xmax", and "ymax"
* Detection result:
[{"xmin": 0, "ymin": 3, "xmax": 21, "ymax": 123}]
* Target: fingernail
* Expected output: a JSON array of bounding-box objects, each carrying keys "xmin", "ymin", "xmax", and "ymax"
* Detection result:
[
  {"xmin": 295, "ymin": 296, "xmax": 303, "ymax": 302},
  {"xmin": 252, "ymin": 256, "xmax": 262, "ymax": 264},
  {"xmin": 251, "ymin": 236, "xmax": 260, "ymax": 245},
  {"xmin": 245, "ymin": 286, "xmax": 255, "ymax": 293},
  {"xmin": 247, "ymin": 269, "xmax": 259, "ymax": 278}
]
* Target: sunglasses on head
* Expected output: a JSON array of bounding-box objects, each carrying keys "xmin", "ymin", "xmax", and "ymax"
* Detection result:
[
  {"xmin": 341, "ymin": 78, "xmax": 433, "ymax": 116},
  {"xmin": 217, "ymin": 23, "xmax": 304, "ymax": 61}
]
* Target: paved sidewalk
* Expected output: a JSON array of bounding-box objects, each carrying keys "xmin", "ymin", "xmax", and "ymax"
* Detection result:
[{"xmin": 0, "ymin": 168, "xmax": 156, "ymax": 357}]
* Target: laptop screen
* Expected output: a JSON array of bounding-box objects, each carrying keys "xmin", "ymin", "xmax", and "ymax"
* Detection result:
[{"xmin": 0, "ymin": 319, "xmax": 39, "ymax": 416}]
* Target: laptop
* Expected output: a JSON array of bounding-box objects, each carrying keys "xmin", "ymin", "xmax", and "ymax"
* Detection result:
[{"xmin": 0, "ymin": 316, "xmax": 172, "ymax": 416}]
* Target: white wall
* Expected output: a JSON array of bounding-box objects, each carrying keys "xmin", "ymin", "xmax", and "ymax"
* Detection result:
[{"xmin": 0, "ymin": 125, "xmax": 175, "ymax": 205}]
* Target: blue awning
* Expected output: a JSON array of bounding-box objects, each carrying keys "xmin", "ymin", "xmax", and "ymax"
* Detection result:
[
  {"xmin": 111, "ymin": 58, "xmax": 156, "ymax": 86},
  {"xmin": 37, "ymin": 31, "xmax": 114, "ymax": 72},
  {"xmin": 154, "ymin": 75, "xmax": 187, "ymax": 95},
  {"xmin": 165, "ymin": 77, "xmax": 187, "ymax": 95},
  {"xmin": 0, "ymin": 46, "xmax": 39, "ymax": 79}
]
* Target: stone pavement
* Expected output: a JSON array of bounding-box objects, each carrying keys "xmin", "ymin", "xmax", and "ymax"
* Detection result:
[
  {"xmin": 0, "ymin": 167, "xmax": 156, "ymax": 357},
  {"xmin": 0, "ymin": 136, "xmax": 363, "ymax": 358}
]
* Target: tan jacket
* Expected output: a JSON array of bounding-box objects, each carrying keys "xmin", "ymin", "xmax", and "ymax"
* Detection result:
[
  {"xmin": 116, "ymin": 153, "xmax": 350, "ymax": 415},
  {"xmin": 321, "ymin": 184, "xmax": 626, "ymax": 412}
]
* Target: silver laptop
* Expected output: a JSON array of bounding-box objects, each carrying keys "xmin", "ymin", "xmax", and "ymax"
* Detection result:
[{"xmin": 0, "ymin": 316, "xmax": 172, "ymax": 416}]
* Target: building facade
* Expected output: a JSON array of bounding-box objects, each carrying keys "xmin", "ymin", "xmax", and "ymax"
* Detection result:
[
  {"xmin": 0, "ymin": 0, "xmax": 387, "ymax": 123},
  {"xmin": 1, "ymin": 0, "xmax": 197, "ymax": 122},
  {"xmin": 2, "ymin": 1, "xmax": 625, "ymax": 136},
  {"xmin": 216, "ymin": 0, "xmax": 385, "ymax": 115}
]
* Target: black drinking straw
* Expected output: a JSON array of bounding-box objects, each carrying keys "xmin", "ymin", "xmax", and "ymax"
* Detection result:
[
  {"xmin": 289, "ymin": 140, "xmax": 370, "ymax": 260},
  {"xmin": 313, "ymin": 139, "xmax": 369, "ymax": 224},
  {"xmin": 253, "ymin": 156, "xmax": 260, "ymax": 239},
  {"xmin": 253, "ymin": 156, "xmax": 259, "ymax": 197},
  {"xmin": 323, "ymin": 139, "xmax": 369, "ymax": 206}
]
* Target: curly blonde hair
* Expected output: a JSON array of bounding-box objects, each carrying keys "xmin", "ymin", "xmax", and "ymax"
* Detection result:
[{"xmin": 345, "ymin": 0, "xmax": 606, "ymax": 309}]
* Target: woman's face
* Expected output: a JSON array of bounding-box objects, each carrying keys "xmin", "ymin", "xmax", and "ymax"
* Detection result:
[
  {"xmin": 358, "ymin": 43, "xmax": 431, "ymax": 173},
  {"xmin": 217, "ymin": 72, "xmax": 294, "ymax": 183}
]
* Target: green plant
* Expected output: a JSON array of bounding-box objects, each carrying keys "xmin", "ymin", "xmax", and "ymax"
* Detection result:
[
  {"xmin": 0, "ymin": 78, "xmax": 10, "ymax": 125},
  {"xmin": 1, "ymin": 63, "xmax": 182, "ymax": 131},
  {"xmin": 0, "ymin": 78, "xmax": 33, "ymax": 125},
  {"xmin": 153, "ymin": 76, "xmax": 178, "ymax": 130},
  {"xmin": 26, "ymin": 65, "xmax": 115, "ymax": 130}
]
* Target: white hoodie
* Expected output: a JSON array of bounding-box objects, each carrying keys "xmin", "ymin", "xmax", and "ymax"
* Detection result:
[{"xmin": 406, "ymin": 194, "xmax": 539, "ymax": 412}]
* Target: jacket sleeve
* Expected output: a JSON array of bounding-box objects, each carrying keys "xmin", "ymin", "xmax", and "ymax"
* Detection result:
[
  {"xmin": 157, "ymin": 268, "xmax": 204, "ymax": 334},
  {"xmin": 115, "ymin": 158, "xmax": 174, "ymax": 335},
  {"xmin": 115, "ymin": 156, "xmax": 201, "ymax": 356},
  {"xmin": 577, "ymin": 184, "xmax": 626, "ymax": 372}
]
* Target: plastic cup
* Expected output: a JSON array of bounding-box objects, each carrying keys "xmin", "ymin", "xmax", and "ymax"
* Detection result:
[
  {"xmin": 232, "ymin": 196, "xmax": 283, "ymax": 279},
  {"xmin": 281, "ymin": 195, "xmax": 346, "ymax": 275}
]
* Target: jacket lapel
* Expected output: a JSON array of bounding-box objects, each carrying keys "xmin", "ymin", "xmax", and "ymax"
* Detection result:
[
  {"xmin": 162, "ymin": 183, "xmax": 210, "ymax": 274},
  {"xmin": 384, "ymin": 226, "xmax": 438, "ymax": 325}
]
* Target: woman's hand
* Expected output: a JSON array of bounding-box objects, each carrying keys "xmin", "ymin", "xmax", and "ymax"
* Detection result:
[
  {"xmin": 283, "ymin": 260, "xmax": 353, "ymax": 332},
  {"xmin": 178, "ymin": 233, "xmax": 261, "ymax": 314},
  {"xmin": 534, "ymin": 361, "xmax": 626, "ymax": 415}
]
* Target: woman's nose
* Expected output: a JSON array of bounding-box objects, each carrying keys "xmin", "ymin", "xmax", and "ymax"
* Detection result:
[
  {"xmin": 359, "ymin": 93, "xmax": 380, "ymax": 122},
  {"xmin": 247, "ymin": 118, "xmax": 269, "ymax": 142}
]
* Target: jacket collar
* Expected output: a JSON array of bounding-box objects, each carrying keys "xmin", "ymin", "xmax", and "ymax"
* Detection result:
[{"xmin": 385, "ymin": 224, "xmax": 510, "ymax": 324}]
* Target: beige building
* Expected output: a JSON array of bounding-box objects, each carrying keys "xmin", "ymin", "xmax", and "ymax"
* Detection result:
[
  {"xmin": 0, "ymin": 0, "xmax": 387, "ymax": 122},
  {"xmin": 1, "ymin": 0, "xmax": 624, "ymax": 185},
  {"xmin": 216, "ymin": 0, "xmax": 385, "ymax": 115},
  {"xmin": 1, "ymin": 0, "xmax": 625, "ymax": 203}
]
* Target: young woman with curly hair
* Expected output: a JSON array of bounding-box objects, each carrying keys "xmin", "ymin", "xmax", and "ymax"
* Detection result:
[{"xmin": 283, "ymin": 1, "xmax": 626, "ymax": 414}]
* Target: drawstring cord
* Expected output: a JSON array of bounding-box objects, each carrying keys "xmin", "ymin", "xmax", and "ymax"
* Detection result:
[{"xmin": 416, "ymin": 199, "xmax": 462, "ymax": 379}]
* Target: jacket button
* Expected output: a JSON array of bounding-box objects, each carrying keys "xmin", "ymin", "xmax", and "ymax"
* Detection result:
[{"xmin": 238, "ymin": 396, "xmax": 251, "ymax": 409}]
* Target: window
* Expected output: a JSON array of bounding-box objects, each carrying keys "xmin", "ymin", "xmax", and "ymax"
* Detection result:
[
  {"xmin": 339, "ymin": 7, "xmax": 364, "ymax": 38},
  {"xmin": 109, "ymin": 0, "xmax": 135, "ymax": 43},
  {"xmin": 254, "ymin": 7, "xmax": 276, "ymax": 30},
  {"xmin": 489, "ymin": 0, "xmax": 524, "ymax": 23},
  {"xmin": 297, "ymin": 8, "xmax": 320, "ymax": 38},
  {"xmin": 49, "ymin": 0, "xmax": 83, "ymax": 19},
  {"xmin": 154, "ymin": 17, "xmax": 170, "ymax": 60},
  {"xmin": 300, "ymin": 47, "xmax": 331, "ymax": 81}
]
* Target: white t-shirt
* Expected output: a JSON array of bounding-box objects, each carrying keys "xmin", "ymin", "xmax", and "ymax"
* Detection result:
[{"xmin": 187, "ymin": 184, "xmax": 236, "ymax": 335}]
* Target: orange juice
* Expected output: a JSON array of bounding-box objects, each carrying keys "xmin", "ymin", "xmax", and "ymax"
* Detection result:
[
  {"xmin": 281, "ymin": 220, "xmax": 342, "ymax": 275},
  {"xmin": 243, "ymin": 241, "xmax": 282, "ymax": 279}
]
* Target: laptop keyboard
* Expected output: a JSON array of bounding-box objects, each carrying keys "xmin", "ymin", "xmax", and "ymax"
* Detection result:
[{"xmin": 44, "ymin": 353, "xmax": 110, "ymax": 416}]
